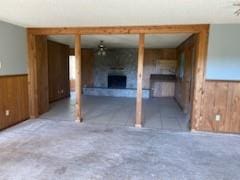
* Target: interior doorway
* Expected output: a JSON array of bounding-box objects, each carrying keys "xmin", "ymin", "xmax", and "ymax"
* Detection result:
[
  {"xmin": 40, "ymin": 33, "xmax": 196, "ymax": 131},
  {"xmin": 27, "ymin": 25, "xmax": 209, "ymax": 131},
  {"xmin": 69, "ymin": 55, "xmax": 76, "ymax": 92},
  {"xmin": 140, "ymin": 33, "xmax": 198, "ymax": 131}
]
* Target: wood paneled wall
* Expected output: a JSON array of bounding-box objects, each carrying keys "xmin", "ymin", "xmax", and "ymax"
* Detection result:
[
  {"xmin": 152, "ymin": 82, "xmax": 175, "ymax": 97},
  {"xmin": 199, "ymin": 81, "xmax": 240, "ymax": 133},
  {"xmin": 143, "ymin": 49, "xmax": 177, "ymax": 89},
  {"xmin": 0, "ymin": 75, "xmax": 29, "ymax": 130},
  {"xmin": 28, "ymin": 34, "xmax": 49, "ymax": 118},
  {"xmin": 36, "ymin": 36, "xmax": 49, "ymax": 114},
  {"xmin": 48, "ymin": 40, "xmax": 70, "ymax": 102},
  {"xmin": 81, "ymin": 49, "xmax": 94, "ymax": 88},
  {"xmin": 175, "ymin": 35, "xmax": 197, "ymax": 113},
  {"xmin": 27, "ymin": 35, "xmax": 49, "ymax": 117}
]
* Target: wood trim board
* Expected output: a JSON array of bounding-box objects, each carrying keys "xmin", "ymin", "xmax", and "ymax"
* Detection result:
[{"xmin": 28, "ymin": 24, "xmax": 209, "ymax": 35}]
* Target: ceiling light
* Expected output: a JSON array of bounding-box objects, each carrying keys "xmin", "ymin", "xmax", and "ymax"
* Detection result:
[
  {"xmin": 97, "ymin": 41, "xmax": 107, "ymax": 56},
  {"xmin": 233, "ymin": 2, "xmax": 240, "ymax": 16}
]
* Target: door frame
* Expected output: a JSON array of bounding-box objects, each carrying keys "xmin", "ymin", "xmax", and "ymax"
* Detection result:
[{"xmin": 27, "ymin": 24, "xmax": 209, "ymax": 130}]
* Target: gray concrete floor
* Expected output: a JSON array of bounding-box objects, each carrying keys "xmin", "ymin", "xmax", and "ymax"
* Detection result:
[
  {"xmin": 41, "ymin": 94, "xmax": 189, "ymax": 131},
  {"xmin": 1, "ymin": 94, "xmax": 240, "ymax": 179},
  {"xmin": 0, "ymin": 117, "xmax": 240, "ymax": 179}
]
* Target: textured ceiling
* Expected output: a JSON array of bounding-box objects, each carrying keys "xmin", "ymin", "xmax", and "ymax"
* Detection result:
[
  {"xmin": 48, "ymin": 34, "xmax": 192, "ymax": 48},
  {"xmin": 0, "ymin": 0, "xmax": 239, "ymax": 27}
]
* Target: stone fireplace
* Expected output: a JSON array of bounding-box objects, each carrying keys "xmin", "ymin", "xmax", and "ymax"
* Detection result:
[
  {"xmin": 93, "ymin": 49, "xmax": 137, "ymax": 89},
  {"xmin": 83, "ymin": 48, "xmax": 150, "ymax": 98}
]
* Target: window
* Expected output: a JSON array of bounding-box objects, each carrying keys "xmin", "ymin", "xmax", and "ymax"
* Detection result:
[
  {"xmin": 69, "ymin": 56, "xmax": 76, "ymax": 80},
  {"xmin": 178, "ymin": 52, "xmax": 185, "ymax": 79}
]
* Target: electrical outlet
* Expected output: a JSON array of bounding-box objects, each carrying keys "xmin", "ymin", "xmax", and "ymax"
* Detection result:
[
  {"xmin": 215, "ymin": 114, "xmax": 221, "ymax": 121},
  {"xmin": 5, "ymin": 110, "xmax": 10, "ymax": 116}
]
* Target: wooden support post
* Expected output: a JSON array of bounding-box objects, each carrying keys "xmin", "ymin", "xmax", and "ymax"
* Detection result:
[
  {"xmin": 27, "ymin": 34, "xmax": 49, "ymax": 118},
  {"xmin": 191, "ymin": 30, "xmax": 209, "ymax": 130},
  {"xmin": 27, "ymin": 33, "xmax": 38, "ymax": 118},
  {"xmin": 75, "ymin": 35, "xmax": 83, "ymax": 122},
  {"xmin": 135, "ymin": 34, "xmax": 145, "ymax": 128}
]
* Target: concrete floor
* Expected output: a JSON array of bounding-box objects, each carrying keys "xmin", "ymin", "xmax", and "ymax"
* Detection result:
[
  {"xmin": 1, "ymin": 95, "xmax": 240, "ymax": 179},
  {"xmin": 41, "ymin": 94, "xmax": 189, "ymax": 131},
  {"xmin": 0, "ymin": 117, "xmax": 240, "ymax": 179}
]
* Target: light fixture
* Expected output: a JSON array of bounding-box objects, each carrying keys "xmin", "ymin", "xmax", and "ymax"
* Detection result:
[
  {"xmin": 233, "ymin": 2, "xmax": 240, "ymax": 16},
  {"xmin": 97, "ymin": 41, "xmax": 107, "ymax": 56}
]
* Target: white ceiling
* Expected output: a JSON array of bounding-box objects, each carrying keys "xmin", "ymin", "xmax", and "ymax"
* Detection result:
[
  {"xmin": 0, "ymin": 0, "xmax": 240, "ymax": 27},
  {"xmin": 48, "ymin": 34, "xmax": 192, "ymax": 48}
]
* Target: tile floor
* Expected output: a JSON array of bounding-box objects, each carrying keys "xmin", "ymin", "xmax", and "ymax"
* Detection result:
[{"xmin": 41, "ymin": 93, "xmax": 189, "ymax": 131}]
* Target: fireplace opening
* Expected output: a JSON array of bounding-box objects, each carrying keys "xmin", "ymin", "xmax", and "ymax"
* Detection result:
[{"xmin": 108, "ymin": 75, "xmax": 127, "ymax": 89}]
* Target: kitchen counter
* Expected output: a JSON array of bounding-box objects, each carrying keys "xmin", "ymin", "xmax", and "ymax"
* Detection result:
[{"xmin": 150, "ymin": 74, "xmax": 176, "ymax": 97}]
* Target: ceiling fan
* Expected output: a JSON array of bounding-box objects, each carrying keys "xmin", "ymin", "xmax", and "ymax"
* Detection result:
[
  {"xmin": 97, "ymin": 41, "xmax": 107, "ymax": 56},
  {"xmin": 233, "ymin": 2, "xmax": 240, "ymax": 16}
]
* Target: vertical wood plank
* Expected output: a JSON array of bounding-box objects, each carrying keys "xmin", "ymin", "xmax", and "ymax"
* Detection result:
[
  {"xmin": 82, "ymin": 49, "xmax": 94, "ymax": 88},
  {"xmin": 191, "ymin": 30, "xmax": 209, "ymax": 131},
  {"xmin": 75, "ymin": 35, "xmax": 83, "ymax": 122},
  {"xmin": 228, "ymin": 83, "xmax": 240, "ymax": 133},
  {"xmin": 135, "ymin": 34, "xmax": 145, "ymax": 128},
  {"xmin": 48, "ymin": 40, "xmax": 70, "ymax": 102},
  {"xmin": 27, "ymin": 33, "xmax": 49, "ymax": 118},
  {"xmin": 27, "ymin": 33, "xmax": 38, "ymax": 118},
  {"xmin": 36, "ymin": 36, "xmax": 49, "ymax": 114}
]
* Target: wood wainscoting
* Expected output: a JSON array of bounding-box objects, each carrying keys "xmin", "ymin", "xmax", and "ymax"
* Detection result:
[
  {"xmin": 0, "ymin": 74, "xmax": 29, "ymax": 130},
  {"xmin": 198, "ymin": 81, "xmax": 240, "ymax": 133}
]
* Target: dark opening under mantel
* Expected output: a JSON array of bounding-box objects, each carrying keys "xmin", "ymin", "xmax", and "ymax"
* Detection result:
[{"xmin": 150, "ymin": 74, "xmax": 177, "ymax": 82}]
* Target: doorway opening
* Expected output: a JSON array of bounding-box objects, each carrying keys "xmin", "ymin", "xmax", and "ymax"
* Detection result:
[
  {"xmin": 39, "ymin": 33, "xmax": 196, "ymax": 131},
  {"xmin": 27, "ymin": 25, "xmax": 209, "ymax": 131},
  {"xmin": 69, "ymin": 55, "xmax": 76, "ymax": 92},
  {"xmin": 137, "ymin": 33, "xmax": 197, "ymax": 131}
]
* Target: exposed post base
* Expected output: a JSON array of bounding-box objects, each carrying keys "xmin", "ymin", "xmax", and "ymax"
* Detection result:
[
  {"xmin": 75, "ymin": 118, "xmax": 83, "ymax": 123},
  {"xmin": 135, "ymin": 124, "xmax": 142, "ymax": 128}
]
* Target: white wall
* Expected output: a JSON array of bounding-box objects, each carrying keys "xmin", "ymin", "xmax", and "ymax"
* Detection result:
[
  {"xmin": 206, "ymin": 24, "xmax": 240, "ymax": 81},
  {"xmin": 0, "ymin": 20, "xmax": 27, "ymax": 75}
]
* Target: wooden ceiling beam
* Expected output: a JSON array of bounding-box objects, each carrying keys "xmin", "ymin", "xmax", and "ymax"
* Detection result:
[{"xmin": 27, "ymin": 24, "xmax": 209, "ymax": 35}]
